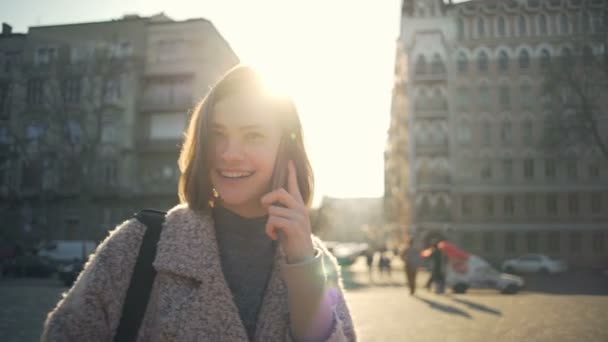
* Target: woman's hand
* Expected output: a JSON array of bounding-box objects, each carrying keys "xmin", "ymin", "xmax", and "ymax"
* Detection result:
[{"xmin": 261, "ymin": 160, "xmax": 314, "ymax": 264}]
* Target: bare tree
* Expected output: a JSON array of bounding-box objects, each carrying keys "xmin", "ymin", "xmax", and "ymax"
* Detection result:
[
  {"xmin": 541, "ymin": 4, "xmax": 608, "ymax": 159},
  {"xmin": 3, "ymin": 42, "xmax": 136, "ymax": 241}
]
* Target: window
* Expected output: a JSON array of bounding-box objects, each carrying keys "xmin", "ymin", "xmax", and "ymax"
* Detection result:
[
  {"xmin": 34, "ymin": 46, "xmax": 57, "ymax": 66},
  {"xmin": 101, "ymin": 121, "xmax": 117, "ymax": 143},
  {"xmin": 62, "ymin": 78, "xmax": 80, "ymax": 104},
  {"xmin": 481, "ymin": 161, "xmax": 492, "ymax": 180},
  {"xmin": 545, "ymin": 159, "xmax": 556, "ymax": 180},
  {"xmin": 581, "ymin": 12, "xmax": 590, "ymax": 33},
  {"xmin": 501, "ymin": 121, "xmax": 512, "ymax": 144},
  {"xmin": 524, "ymin": 159, "xmax": 534, "ymax": 180},
  {"xmin": 560, "ymin": 13, "xmax": 569, "ymax": 34},
  {"xmin": 569, "ymin": 232, "xmax": 582, "ymax": 254},
  {"xmin": 561, "ymin": 48, "xmax": 573, "ymax": 68},
  {"xmin": 538, "ymin": 14, "xmax": 548, "ymax": 35},
  {"xmin": 65, "ymin": 121, "xmax": 82, "ymax": 145},
  {"xmin": 431, "ymin": 53, "xmax": 445, "ymax": 74},
  {"xmin": 456, "ymin": 87, "xmax": 469, "ymax": 109},
  {"xmin": 582, "ymin": 46, "xmax": 594, "ymax": 65},
  {"xmin": 457, "ymin": 52, "xmax": 468, "ymax": 73},
  {"xmin": 483, "ymin": 232, "xmax": 494, "ymax": 253},
  {"xmin": 525, "ymin": 193, "xmax": 535, "ymax": 216},
  {"xmin": 460, "ymin": 233, "xmax": 473, "ymax": 250},
  {"xmin": 503, "ymin": 159, "xmax": 513, "ymax": 180},
  {"xmin": 497, "ymin": 17, "xmax": 506, "ymax": 37},
  {"xmin": 568, "ymin": 194, "xmax": 579, "ymax": 215},
  {"xmin": 592, "ymin": 231, "xmax": 605, "ymax": 253},
  {"xmin": 25, "ymin": 123, "xmax": 44, "ymax": 141},
  {"xmin": 457, "ymin": 18, "xmax": 465, "ymax": 39},
  {"xmin": 102, "ymin": 160, "xmax": 118, "ymax": 185},
  {"xmin": 477, "ymin": 51, "xmax": 488, "ymax": 72},
  {"xmin": 518, "ymin": 15, "xmax": 528, "ymax": 36},
  {"xmin": 0, "ymin": 82, "xmax": 9, "ymax": 116},
  {"xmin": 522, "ymin": 120, "xmax": 533, "ymax": 145},
  {"xmin": 548, "ymin": 232, "xmax": 560, "ymax": 253},
  {"xmin": 499, "ymin": 85, "xmax": 510, "ymax": 109},
  {"xmin": 504, "ymin": 195, "xmax": 514, "ymax": 216},
  {"xmin": 482, "ymin": 121, "xmax": 491, "ymax": 145},
  {"xmin": 457, "ymin": 121, "xmax": 471, "ymax": 144},
  {"xmin": 527, "ymin": 232, "xmax": 539, "ymax": 252},
  {"xmin": 103, "ymin": 78, "xmax": 122, "ymax": 103},
  {"xmin": 519, "ymin": 50, "xmax": 530, "ymax": 69},
  {"xmin": 588, "ymin": 163, "xmax": 600, "ymax": 179},
  {"xmin": 462, "ymin": 195, "xmax": 472, "ymax": 217},
  {"xmin": 484, "ymin": 195, "xmax": 494, "ymax": 216},
  {"xmin": 567, "ymin": 160, "xmax": 577, "ymax": 180},
  {"xmin": 415, "ymin": 55, "xmax": 427, "ymax": 75},
  {"xmin": 547, "ymin": 194, "xmax": 557, "ymax": 215},
  {"xmin": 498, "ymin": 51, "xmax": 509, "ymax": 72},
  {"xmin": 540, "ymin": 49, "xmax": 551, "ymax": 69},
  {"xmin": 0, "ymin": 125, "xmax": 9, "ymax": 144},
  {"xmin": 505, "ymin": 232, "xmax": 516, "ymax": 253},
  {"xmin": 479, "ymin": 84, "xmax": 491, "ymax": 108},
  {"xmin": 521, "ymin": 83, "xmax": 533, "ymax": 108},
  {"xmin": 477, "ymin": 17, "xmax": 485, "ymax": 37},
  {"xmin": 27, "ymin": 79, "xmax": 44, "ymax": 105},
  {"xmin": 591, "ymin": 193, "xmax": 602, "ymax": 213}
]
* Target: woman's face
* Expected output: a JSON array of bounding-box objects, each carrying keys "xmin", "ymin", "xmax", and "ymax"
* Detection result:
[{"xmin": 210, "ymin": 93, "xmax": 282, "ymax": 218}]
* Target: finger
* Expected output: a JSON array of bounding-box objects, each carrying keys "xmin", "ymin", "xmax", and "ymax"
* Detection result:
[
  {"xmin": 268, "ymin": 205, "xmax": 300, "ymax": 219},
  {"xmin": 287, "ymin": 160, "xmax": 304, "ymax": 204},
  {"xmin": 261, "ymin": 188, "xmax": 299, "ymax": 209},
  {"xmin": 265, "ymin": 216, "xmax": 294, "ymax": 240}
]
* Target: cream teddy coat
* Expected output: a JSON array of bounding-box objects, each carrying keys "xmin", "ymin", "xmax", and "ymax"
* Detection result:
[{"xmin": 41, "ymin": 204, "xmax": 356, "ymax": 341}]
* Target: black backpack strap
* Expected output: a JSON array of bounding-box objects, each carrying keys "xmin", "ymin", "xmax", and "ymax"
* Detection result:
[{"xmin": 114, "ymin": 209, "xmax": 166, "ymax": 342}]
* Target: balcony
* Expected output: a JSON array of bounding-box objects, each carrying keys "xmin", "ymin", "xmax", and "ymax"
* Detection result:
[
  {"xmin": 415, "ymin": 143, "xmax": 448, "ymax": 156},
  {"xmin": 413, "ymin": 71, "xmax": 447, "ymax": 82},
  {"xmin": 414, "ymin": 99, "xmax": 448, "ymax": 118},
  {"xmin": 136, "ymin": 138, "xmax": 182, "ymax": 153}
]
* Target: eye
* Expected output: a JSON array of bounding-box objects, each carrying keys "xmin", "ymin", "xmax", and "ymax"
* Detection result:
[{"xmin": 245, "ymin": 131, "xmax": 265, "ymax": 141}]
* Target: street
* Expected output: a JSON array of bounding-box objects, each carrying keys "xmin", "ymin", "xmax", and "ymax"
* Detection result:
[{"xmin": 1, "ymin": 259, "xmax": 607, "ymax": 342}]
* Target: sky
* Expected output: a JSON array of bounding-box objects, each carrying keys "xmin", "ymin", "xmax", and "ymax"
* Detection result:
[{"xmin": 2, "ymin": 0, "xmax": 402, "ymax": 207}]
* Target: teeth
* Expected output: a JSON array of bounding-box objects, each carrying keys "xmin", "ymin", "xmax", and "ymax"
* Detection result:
[{"xmin": 220, "ymin": 171, "xmax": 253, "ymax": 178}]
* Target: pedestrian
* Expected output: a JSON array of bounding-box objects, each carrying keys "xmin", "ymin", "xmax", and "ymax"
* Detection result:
[
  {"xmin": 402, "ymin": 238, "xmax": 422, "ymax": 295},
  {"xmin": 41, "ymin": 66, "xmax": 356, "ymax": 342},
  {"xmin": 364, "ymin": 247, "xmax": 375, "ymax": 283},
  {"xmin": 378, "ymin": 249, "xmax": 392, "ymax": 280},
  {"xmin": 424, "ymin": 239, "xmax": 446, "ymax": 294}
]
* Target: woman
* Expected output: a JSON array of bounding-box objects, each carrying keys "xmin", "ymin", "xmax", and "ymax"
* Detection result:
[{"xmin": 42, "ymin": 66, "xmax": 356, "ymax": 341}]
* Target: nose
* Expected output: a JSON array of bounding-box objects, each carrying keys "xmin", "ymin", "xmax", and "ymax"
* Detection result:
[{"xmin": 219, "ymin": 139, "xmax": 245, "ymax": 162}]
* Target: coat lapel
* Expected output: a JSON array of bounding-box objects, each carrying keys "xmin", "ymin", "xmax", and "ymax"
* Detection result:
[
  {"xmin": 254, "ymin": 245, "xmax": 290, "ymax": 341},
  {"xmin": 152, "ymin": 204, "xmax": 249, "ymax": 341}
]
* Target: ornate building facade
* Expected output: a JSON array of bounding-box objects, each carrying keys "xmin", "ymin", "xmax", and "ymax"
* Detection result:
[{"xmin": 386, "ymin": 0, "xmax": 608, "ymax": 267}]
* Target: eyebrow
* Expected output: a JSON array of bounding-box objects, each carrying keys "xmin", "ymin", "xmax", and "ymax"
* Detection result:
[{"xmin": 212, "ymin": 123, "xmax": 265, "ymax": 131}]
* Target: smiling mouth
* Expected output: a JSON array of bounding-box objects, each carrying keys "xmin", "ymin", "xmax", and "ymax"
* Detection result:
[{"xmin": 218, "ymin": 170, "xmax": 255, "ymax": 179}]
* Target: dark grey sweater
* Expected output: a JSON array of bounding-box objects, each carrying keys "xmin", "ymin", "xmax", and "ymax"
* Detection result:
[{"xmin": 212, "ymin": 205, "xmax": 277, "ymax": 341}]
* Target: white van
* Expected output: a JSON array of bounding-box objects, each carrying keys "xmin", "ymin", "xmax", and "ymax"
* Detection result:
[
  {"xmin": 446, "ymin": 255, "xmax": 524, "ymax": 294},
  {"xmin": 38, "ymin": 240, "xmax": 97, "ymax": 264}
]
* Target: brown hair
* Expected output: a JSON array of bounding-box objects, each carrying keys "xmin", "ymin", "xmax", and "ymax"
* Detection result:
[{"xmin": 178, "ymin": 65, "xmax": 314, "ymax": 212}]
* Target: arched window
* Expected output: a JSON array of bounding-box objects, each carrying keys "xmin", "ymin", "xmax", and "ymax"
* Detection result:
[
  {"xmin": 521, "ymin": 82, "xmax": 533, "ymax": 108},
  {"xmin": 499, "ymin": 51, "xmax": 509, "ymax": 72},
  {"xmin": 538, "ymin": 14, "xmax": 548, "ymax": 35},
  {"xmin": 478, "ymin": 51, "xmax": 488, "ymax": 72},
  {"xmin": 431, "ymin": 53, "xmax": 445, "ymax": 74},
  {"xmin": 540, "ymin": 49, "xmax": 551, "ymax": 69},
  {"xmin": 497, "ymin": 17, "xmax": 506, "ymax": 37},
  {"xmin": 415, "ymin": 55, "xmax": 427, "ymax": 75},
  {"xmin": 457, "ymin": 52, "xmax": 468, "ymax": 73},
  {"xmin": 519, "ymin": 50, "xmax": 530, "ymax": 69},
  {"xmin": 457, "ymin": 18, "xmax": 465, "ymax": 39},
  {"xmin": 518, "ymin": 15, "xmax": 528, "ymax": 36},
  {"xmin": 560, "ymin": 13, "xmax": 569, "ymax": 34},
  {"xmin": 456, "ymin": 86, "xmax": 469, "ymax": 109},
  {"xmin": 477, "ymin": 17, "xmax": 486, "ymax": 37}
]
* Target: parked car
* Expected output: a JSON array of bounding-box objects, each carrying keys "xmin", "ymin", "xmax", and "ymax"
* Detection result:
[
  {"xmin": 37, "ymin": 240, "xmax": 96, "ymax": 266},
  {"xmin": 2, "ymin": 255, "xmax": 57, "ymax": 278},
  {"xmin": 58, "ymin": 259, "xmax": 85, "ymax": 287},
  {"xmin": 502, "ymin": 254, "xmax": 568, "ymax": 274},
  {"xmin": 447, "ymin": 254, "xmax": 524, "ymax": 294},
  {"xmin": 324, "ymin": 241, "xmax": 368, "ymax": 266}
]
